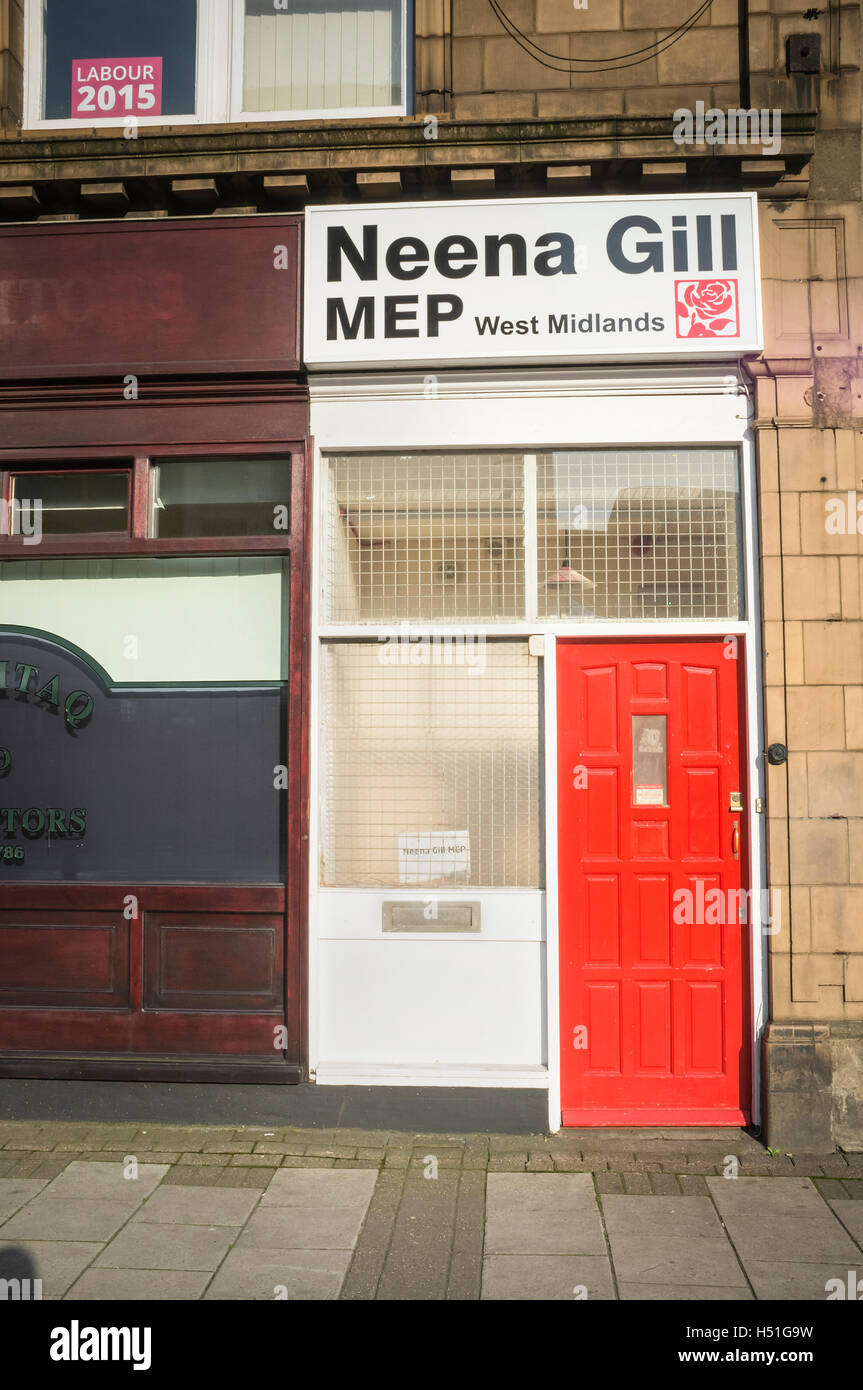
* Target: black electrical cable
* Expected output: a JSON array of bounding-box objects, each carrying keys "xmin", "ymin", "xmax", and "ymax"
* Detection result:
[
  {"xmin": 490, "ymin": 0, "xmax": 714, "ymax": 64},
  {"xmin": 488, "ymin": 0, "xmax": 714, "ymax": 65},
  {"xmin": 487, "ymin": 16, "xmax": 711, "ymax": 74},
  {"xmin": 487, "ymin": 0, "xmax": 715, "ymax": 72},
  {"xmin": 492, "ymin": 0, "xmax": 715, "ymax": 63}
]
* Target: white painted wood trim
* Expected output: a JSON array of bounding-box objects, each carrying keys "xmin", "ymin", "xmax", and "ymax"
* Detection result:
[
  {"xmin": 234, "ymin": 104, "xmax": 406, "ymax": 122},
  {"xmin": 523, "ymin": 455, "xmax": 538, "ymax": 623},
  {"xmin": 315, "ymin": 1064, "xmax": 548, "ymax": 1088},
  {"xmin": 24, "ymin": 0, "xmax": 42, "ymax": 130},
  {"xmin": 309, "ymin": 364, "xmax": 754, "ymax": 406},
  {"xmin": 205, "ymin": 0, "xmax": 233, "ymax": 126},
  {"xmin": 740, "ymin": 422, "xmax": 769, "ymax": 1125},
  {"xmin": 544, "ymin": 631, "xmax": 562, "ymax": 1133}
]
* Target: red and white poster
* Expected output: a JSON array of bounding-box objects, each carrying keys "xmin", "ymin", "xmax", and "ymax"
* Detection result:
[{"xmin": 71, "ymin": 58, "xmax": 163, "ymax": 118}]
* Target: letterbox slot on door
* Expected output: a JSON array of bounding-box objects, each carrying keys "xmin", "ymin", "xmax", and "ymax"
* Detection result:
[{"xmin": 382, "ymin": 902, "xmax": 482, "ymax": 933}]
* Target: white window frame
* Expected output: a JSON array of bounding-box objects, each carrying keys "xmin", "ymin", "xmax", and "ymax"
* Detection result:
[
  {"xmin": 229, "ymin": 0, "xmax": 410, "ymax": 124},
  {"xmin": 24, "ymin": 0, "xmax": 410, "ymax": 131}
]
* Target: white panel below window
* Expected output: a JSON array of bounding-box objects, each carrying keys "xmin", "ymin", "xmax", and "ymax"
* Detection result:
[{"xmin": 315, "ymin": 935, "xmax": 546, "ymax": 1074}]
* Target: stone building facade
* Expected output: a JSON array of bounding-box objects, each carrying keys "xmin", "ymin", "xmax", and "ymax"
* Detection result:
[{"xmin": 0, "ymin": 0, "xmax": 860, "ymax": 1148}]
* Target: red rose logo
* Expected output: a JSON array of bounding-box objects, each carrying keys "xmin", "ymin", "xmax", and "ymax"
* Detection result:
[
  {"xmin": 675, "ymin": 279, "xmax": 739, "ymax": 338},
  {"xmin": 685, "ymin": 281, "xmax": 734, "ymax": 317}
]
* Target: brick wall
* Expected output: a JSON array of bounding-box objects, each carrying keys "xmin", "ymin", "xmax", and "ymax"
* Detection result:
[
  {"xmin": 756, "ymin": 399, "xmax": 863, "ymax": 1022},
  {"xmin": 444, "ymin": 0, "xmax": 743, "ymax": 119},
  {"xmin": 750, "ymin": 2, "xmax": 863, "ymax": 1035},
  {"xmin": 758, "ymin": 370, "xmax": 863, "ymax": 1138}
]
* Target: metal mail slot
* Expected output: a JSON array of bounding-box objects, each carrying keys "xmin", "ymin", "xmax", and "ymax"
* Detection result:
[{"xmin": 382, "ymin": 902, "xmax": 482, "ymax": 933}]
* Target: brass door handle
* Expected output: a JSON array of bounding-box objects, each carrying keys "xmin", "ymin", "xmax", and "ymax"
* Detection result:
[{"xmin": 731, "ymin": 823, "xmax": 740, "ymax": 860}]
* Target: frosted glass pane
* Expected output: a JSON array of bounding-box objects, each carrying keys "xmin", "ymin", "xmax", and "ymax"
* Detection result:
[
  {"xmin": 320, "ymin": 641, "xmax": 541, "ymax": 888},
  {"xmin": 0, "ymin": 557, "xmax": 287, "ymax": 682},
  {"xmin": 243, "ymin": 0, "xmax": 400, "ymax": 112}
]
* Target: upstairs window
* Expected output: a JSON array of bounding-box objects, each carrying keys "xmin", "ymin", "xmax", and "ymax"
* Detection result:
[
  {"xmin": 26, "ymin": 0, "xmax": 411, "ymax": 128},
  {"xmin": 242, "ymin": 1, "xmax": 404, "ymax": 116},
  {"xmin": 40, "ymin": 0, "xmax": 198, "ymax": 122}
]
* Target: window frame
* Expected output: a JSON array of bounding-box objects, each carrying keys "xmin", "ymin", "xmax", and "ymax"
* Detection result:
[
  {"xmin": 230, "ymin": 0, "xmax": 410, "ymax": 124},
  {"xmin": 24, "ymin": 0, "xmax": 412, "ymax": 131},
  {"xmin": 318, "ymin": 633, "xmax": 544, "ymax": 891},
  {"xmin": 25, "ymin": 0, "xmax": 224, "ymax": 129},
  {"xmin": 0, "ymin": 446, "xmax": 301, "ymax": 558}
]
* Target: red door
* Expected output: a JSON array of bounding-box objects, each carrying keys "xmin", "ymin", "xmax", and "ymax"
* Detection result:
[{"xmin": 557, "ymin": 640, "xmax": 750, "ymax": 1125}]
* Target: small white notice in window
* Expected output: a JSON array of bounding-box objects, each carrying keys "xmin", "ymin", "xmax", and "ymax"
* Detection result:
[
  {"xmin": 398, "ymin": 831, "xmax": 470, "ymax": 885},
  {"xmin": 635, "ymin": 785, "xmax": 665, "ymax": 806}
]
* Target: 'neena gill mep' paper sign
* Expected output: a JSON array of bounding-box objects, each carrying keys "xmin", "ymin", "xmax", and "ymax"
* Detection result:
[{"xmin": 303, "ymin": 193, "xmax": 762, "ymax": 369}]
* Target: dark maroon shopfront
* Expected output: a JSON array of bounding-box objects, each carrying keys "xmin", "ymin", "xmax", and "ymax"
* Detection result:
[{"xmin": 0, "ymin": 216, "xmax": 310, "ymax": 1082}]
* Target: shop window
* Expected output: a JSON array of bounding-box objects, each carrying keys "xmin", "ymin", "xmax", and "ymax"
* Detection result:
[
  {"xmin": 39, "ymin": 0, "xmax": 198, "ymax": 121},
  {"xmin": 324, "ymin": 448, "xmax": 743, "ymax": 624},
  {"xmin": 319, "ymin": 641, "xmax": 541, "ymax": 888},
  {"xmin": 538, "ymin": 449, "xmax": 743, "ymax": 621},
  {"xmin": 242, "ymin": 0, "xmax": 404, "ymax": 115},
  {"xmin": 0, "ymin": 557, "xmax": 289, "ymax": 882},
  {"xmin": 9, "ymin": 470, "xmax": 129, "ymax": 536},
  {"xmin": 325, "ymin": 453, "xmax": 526, "ymax": 622},
  {"xmin": 150, "ymin": 457, "xmax": 291, "ymax": 539}
]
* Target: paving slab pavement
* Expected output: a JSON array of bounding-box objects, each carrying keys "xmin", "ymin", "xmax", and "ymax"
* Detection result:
[
  {"xmin": 0, "ymin": 1123, "xmax": 861, "ymax": 1300},
  {"xmin": 0, "ymin": 1152, "xmax": 380, "ymax": 1299}
]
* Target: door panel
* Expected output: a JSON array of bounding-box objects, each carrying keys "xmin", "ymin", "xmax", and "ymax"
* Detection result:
[{"xmin": 558, "ymin": 639, "xmax": 749, "ymax": 1125}]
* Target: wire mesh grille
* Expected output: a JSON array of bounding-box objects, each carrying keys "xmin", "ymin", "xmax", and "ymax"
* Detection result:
[
  {"xmin": 325, "ymin": 453, "xmax": 525, "ymax": 622},
  {"xmin": 324, "ymin": 448, "xmax": 742, "ymax": 624},
  {"xmin": 537, "ymin": 449, "xmax": 742, "ymax": 621},
  {"xmin": 320, "ymin": 641, "xmax": 541, "ymax": 887}
]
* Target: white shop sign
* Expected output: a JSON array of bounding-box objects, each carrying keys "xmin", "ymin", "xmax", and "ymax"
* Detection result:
[{"xmin": 304, "ymin": 193, "xmax": 762, "ymax": 369}]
